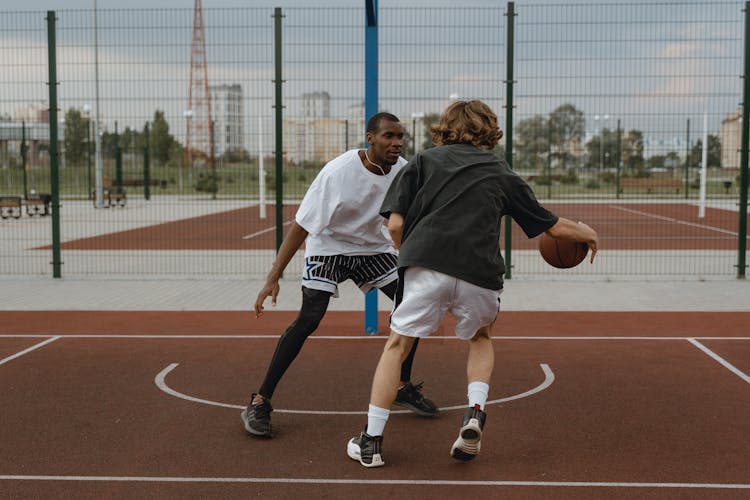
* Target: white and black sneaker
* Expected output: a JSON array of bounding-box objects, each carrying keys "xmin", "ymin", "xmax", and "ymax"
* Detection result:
[
  {"xmin": 347, "ymin": 427, "xmax": 385, "ymax": 468},
  {"xmin": 241, "ymin": 393, "xmax": 273, "ymax": 438},
  {"xmin": 450, "ymin": 405, "xmax": 486, "ymax": 462}
]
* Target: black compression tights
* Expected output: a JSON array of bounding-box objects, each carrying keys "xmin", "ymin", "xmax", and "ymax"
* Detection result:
[{"xmin": 257, "ymin": 282, "xmax": 420, "ymax": 400}]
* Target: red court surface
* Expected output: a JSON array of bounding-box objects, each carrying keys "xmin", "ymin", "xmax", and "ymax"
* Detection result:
[
  {"xmin": 48, "ymin": 202, "xmax": 742, "ymax": 251},
  {"xmin": 2, "ymin": 311, "xmax": 750, "ymax": 499}
]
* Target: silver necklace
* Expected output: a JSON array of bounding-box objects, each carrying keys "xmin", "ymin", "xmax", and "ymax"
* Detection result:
[{"xmin": 364, "ymin": 149, "xmax": 386, "ymax": 176}]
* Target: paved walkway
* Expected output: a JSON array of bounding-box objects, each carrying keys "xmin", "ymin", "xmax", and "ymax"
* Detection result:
[{"xmin": 1, "ymin": 277, "xmax": 747, "ymax": 312}]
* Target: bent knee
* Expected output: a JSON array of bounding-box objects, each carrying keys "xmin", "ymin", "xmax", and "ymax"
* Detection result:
[
  {"xmin": 470, "ymin": 325, "xmax": 492, "ymax": 342},
  {"xmin": 384, "ymin": 331, "xmax": 415, "ymax": 355}
]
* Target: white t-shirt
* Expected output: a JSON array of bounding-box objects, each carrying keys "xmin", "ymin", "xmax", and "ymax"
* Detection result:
[{"xmin": 296, "ymin": 149, "xmax": 406, "ymax": 257}]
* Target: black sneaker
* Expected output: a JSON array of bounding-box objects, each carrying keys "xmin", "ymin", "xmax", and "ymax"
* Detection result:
[
  {"xmin": 394, "ymin": 381, "xmax": 439, "ymax": 417},
  {"xmin": 347, "ymin": 427, "xmax": 385, "ymax": 468},
  {"xmin": 240, "ymin": 393, "xmax": 273, "ymax": 438},
  {"xmin": 450, "ymin": 405, "xmax": 486, "ymax": 462}
]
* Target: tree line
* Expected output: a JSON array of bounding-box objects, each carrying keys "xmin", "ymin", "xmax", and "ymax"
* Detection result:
[{"xmin": 417, "ymin": 103, "xmax": 721, "ymax": 175}]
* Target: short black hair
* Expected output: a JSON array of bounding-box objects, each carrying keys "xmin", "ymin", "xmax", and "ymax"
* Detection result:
[{"xmin": 366, "ymin": 112, "xmax": 400, "ymax": 134}]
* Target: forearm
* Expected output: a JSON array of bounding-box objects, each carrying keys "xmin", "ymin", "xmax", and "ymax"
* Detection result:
[
  {"xmin": 546, "ymin": 217, "xmax": 597, "ymax": 244},
  {"xmin": 387, "ymin": 213, "xmax": 405, "ymax": 249},
  {"xmin": 266, "ymin": 221, "xmax": 308, "ymax": 281}
]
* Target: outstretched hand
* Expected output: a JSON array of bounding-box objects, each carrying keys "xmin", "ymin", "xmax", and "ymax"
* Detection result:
[{"xmin": 254, "ymin": 280, "xmax": 280, "ymax": 318}]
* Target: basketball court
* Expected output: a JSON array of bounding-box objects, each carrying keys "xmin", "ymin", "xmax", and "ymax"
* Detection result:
[
  {"xmin": 1, "ymin": 308, "xmax": 749, "ymax": 498},
  {"xmin": 2, "ymin": 198, "xmax": 749, "ymax": 497}
]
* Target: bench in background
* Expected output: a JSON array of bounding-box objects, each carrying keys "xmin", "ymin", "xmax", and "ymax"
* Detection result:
[
  {"xmin": 619, "ymin": 177, "xmax": 682, "ymax": 194},
  {"xmin": 0, "ymin": 195, "xmax": 22, "ymax": 219}
]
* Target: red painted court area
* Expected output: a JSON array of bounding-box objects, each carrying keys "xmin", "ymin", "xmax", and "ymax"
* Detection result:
[
  {"xmin": 1, "ymin": 311, "xmax": 749, "ymax": 498},
  {"xmin": 49, "ymin": 202, "xmax": 742, "ymax": 251}
]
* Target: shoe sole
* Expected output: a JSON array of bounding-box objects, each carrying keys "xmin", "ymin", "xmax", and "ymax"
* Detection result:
[
  {"xmin": 450, "ymin": 417, "xmax": 483, "ymax": 461},
  {"xmin": 240, "ymin": 409, "xmax": 272, "ymax": 438},
  {"xmin": 392, "ymin": 400, "xmax": 439, "ymax": 418},
  {"xmin": 347, "ymin": 438, "xmax": 385, "ymax": 468}
]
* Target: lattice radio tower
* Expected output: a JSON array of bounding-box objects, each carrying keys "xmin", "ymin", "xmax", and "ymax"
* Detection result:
[{"xmin": 185, "ymin": 0, "xmax": 213, "ymax": 168}]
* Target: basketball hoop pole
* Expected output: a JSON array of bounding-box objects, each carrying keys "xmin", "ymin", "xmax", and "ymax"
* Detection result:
[{"xmin": 364, "ymin": 0, "xmax": 379, "ymax": 335}]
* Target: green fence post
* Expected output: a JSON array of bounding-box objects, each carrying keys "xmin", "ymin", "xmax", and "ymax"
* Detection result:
[
  {"xmin": 143, "ymin": 122, "xmax": 151, "ymax": 200},
  {"xmin": 615, "ymin": 119, "xmax": 621, "ymax": 199},
  {"xmin": 503, "ymin": 1, "xmax": 515, "ymax": 280},
  {"xmin": 737, "ymin": 2, "xmax": 750, "ymax": 278},
  {"xmin": 21, "ymin": 121, "xmax": 28, "ymax": 200},
  {"xmin": 684, "ymin": 118, "xmax": 690, "ymax": 199},
  {"xmin": 47, "ymin": 10, "xmax": 62, "ymax": 278},
  {"xmin": 273, "ymin": 7, "xmax": 284, "ymax": 252}
]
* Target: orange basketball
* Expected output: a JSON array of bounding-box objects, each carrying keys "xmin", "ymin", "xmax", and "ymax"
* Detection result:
[{"xmin": 539, "ymin": 233, "xmax": 589, "ymax": 269}]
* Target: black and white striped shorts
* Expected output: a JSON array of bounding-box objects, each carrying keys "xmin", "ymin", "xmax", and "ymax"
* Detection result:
[{"xmin": 301, "ymin": 253, "xmax": 398, "ymax": 296}]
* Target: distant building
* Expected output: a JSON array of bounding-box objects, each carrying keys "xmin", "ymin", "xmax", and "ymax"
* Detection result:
[
  {"xmin": 283, "ymin": 117, "xmax": 349, "ymax": 164},
  {"xmin": 347, "ymin": 102, "xmax": 365, "ymax": 150},
  {"xmin": 0, "ymin": 121, "xmax": 55, "ymax": 168},
  {"xmin": 282, "ymin": 94, "xmax": 365, "ymax": 164},
  {"xmin": 720, "ymin": 108, "xmax": 742, "ymax": 170},
  {"xmin": 302, "ymin": 91, "xmax": 331, "ymax": 119},
  {"xmin": 14, "ymin": 103, "xmax": 48, "ymax": 123},
  {"xmin": 209, "ymin": 84, "xmax": 244, "ymax": 154}
]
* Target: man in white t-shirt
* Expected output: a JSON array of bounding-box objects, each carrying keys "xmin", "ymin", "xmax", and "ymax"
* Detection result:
[{"xmin": 241, "ymin": 113, "xmax": 438, "ymax": 438}]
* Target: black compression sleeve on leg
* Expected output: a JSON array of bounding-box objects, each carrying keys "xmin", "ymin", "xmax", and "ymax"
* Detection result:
[
  {"xmin": 400, "ymin": 337, "xmax": 419, "ymax": 383},
  {"xmin": 257, "ymin": 287, "xmax": 331, "ymax": 399}
]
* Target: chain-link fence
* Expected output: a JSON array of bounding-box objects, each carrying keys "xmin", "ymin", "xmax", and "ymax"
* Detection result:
[{"xmin": 0, "ymin": 2, "xmax": 747, "ymax": 279}]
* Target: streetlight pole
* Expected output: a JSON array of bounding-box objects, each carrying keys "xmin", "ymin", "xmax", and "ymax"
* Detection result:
[
  {"xmin": 594, "ymin": 114, "xmax": 609, "ymax": 183},
  {"xmin": 410, "ymin": 111, "xmax": 423, "ymax": 158},
  {"xmin": 93, "ymin": 0, "xmax": 103, "ymax": 208}
]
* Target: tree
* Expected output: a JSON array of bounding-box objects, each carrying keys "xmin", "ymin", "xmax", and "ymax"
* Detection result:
[
  {"xmin": 622, "ymin": 129, "xmax": 645, "ymax": 174},
  {"xmin": 100, "ymin": 130, "xmax": 120, "ymax": 158},
  {"xmin": 515, "ymin": 115, "xmax": 549, "ymax": 171},
  {"xmin": 688, "ymin": 134, "xmax": 721, "ymax": 169},
  {"xmin": 585, "ymin": 127, "xmax": 618, "ymax": 170},
  {"xmin": 420, "ymin": 112, "xmax": 440, "ymax": 151},
  {"xmin": 548, "ymin": 103, "xmax": 584, "ymax": 168},
  {"xmin": 150, "ymin": 110, "xmax": 181, "ymax": 165},
  {"xmin": 63, "ymin": 108, "xmax": 89, "ymax": 166}
]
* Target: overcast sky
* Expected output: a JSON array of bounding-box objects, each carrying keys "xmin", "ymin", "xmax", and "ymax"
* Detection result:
[
  {"xmin": 6, "ymin": 0, "xmax": 640, "ymax": 9},
  {"xmin": 1, "ymin": 0, "xmax": 744, "ymax": 158}
]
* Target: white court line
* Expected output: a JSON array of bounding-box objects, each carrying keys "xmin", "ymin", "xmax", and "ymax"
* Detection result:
[
  {"xmin": 610, "ymin": 205, "xmax": 741, "ymax": 237},
  {"xmin": 154, "ymin": 363, "xmax": 554, "ymax": 414},
  {"xmin": 241, "ymin": 219, "xmax": 294, "ymax": 240},
  {"xmin": 2, "ymin": 334, "xmax": 750, "ymax": 340},
  {"xmin": 0, "ymin": 336, "xmax": 60, "ymax": 367},
  {"xmin": 688, "ymin": 338, "xmax": 750, "ymax": 385},
  {"xmin": 0, "ymin": 475, "xmax": 748, "ymax": 489}
]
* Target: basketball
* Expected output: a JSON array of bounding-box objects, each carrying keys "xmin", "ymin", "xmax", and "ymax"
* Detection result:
[{"xmin": 539, "ymin": 233, "xmax": 589, "ymax": 269}]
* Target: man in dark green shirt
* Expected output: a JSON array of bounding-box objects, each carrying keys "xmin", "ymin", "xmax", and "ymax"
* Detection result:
[{"xmin": 347, "ymin": 99, "xmax": 599, "ymax": 468}]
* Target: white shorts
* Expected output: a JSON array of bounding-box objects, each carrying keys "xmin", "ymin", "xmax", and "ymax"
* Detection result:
[{"xmin": 390, "ymin": 266, "xmax": 502, "ymax": 340}]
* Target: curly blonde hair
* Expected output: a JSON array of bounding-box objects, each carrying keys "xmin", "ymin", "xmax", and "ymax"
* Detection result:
[{"xmin": 430, "ymin": 100, "xmax": 503, "ymax": 149}]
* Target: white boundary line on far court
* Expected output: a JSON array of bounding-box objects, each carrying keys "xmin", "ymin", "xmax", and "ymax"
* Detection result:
[
  {"xmin": 610, "ymin": 205, "xmax": 743, "ymax": 237},
  {"xmin": 688, "ymin": 338, "xmax": 750, "ymax": 385},
  {"xmin": 0, "ymin": 475, "xmax": 748, "ymax": 490},
  {"xmin": 241, "ymin": 219, "xmax": 294, "ymax": 240},
  {"xmin": 0, "ymin": 336, "xmax": 60, "ymax": 367}
]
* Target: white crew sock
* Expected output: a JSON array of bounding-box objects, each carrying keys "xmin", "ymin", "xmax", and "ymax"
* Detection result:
[
  {"xmin": 467, "ymin": 381, "xmax": 490, "ymax": 410},
  {"xmin": 366, "ymin": 404, "xmax": 390, "ymax": 437}
]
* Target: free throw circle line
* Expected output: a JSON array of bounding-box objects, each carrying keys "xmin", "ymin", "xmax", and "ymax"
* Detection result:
[{"xmin": 154, "ymin": 363, "xmax": 554, "ymax": 415}]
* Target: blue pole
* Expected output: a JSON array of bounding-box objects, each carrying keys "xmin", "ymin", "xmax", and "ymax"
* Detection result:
[{"xmin": 364, "ymin": 0, "xmax": 379, "ymax": 334}]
